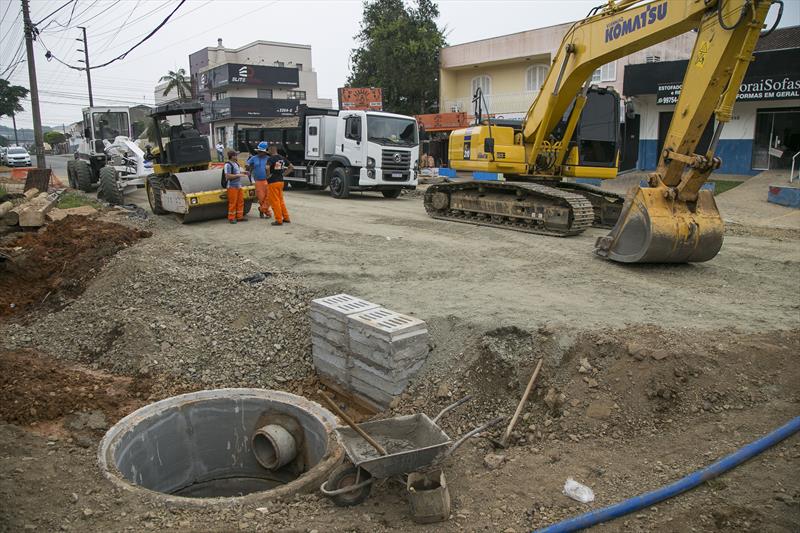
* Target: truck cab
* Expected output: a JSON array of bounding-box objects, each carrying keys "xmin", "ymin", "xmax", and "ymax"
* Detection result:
[{"xmin": 300, "ymin": 109, "xmax": 420, "ymax": 198}]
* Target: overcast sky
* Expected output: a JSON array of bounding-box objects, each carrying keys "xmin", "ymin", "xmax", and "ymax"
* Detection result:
[{"xmin": 1, "ymin": 0, "xmax": 797, "ymax": 130}]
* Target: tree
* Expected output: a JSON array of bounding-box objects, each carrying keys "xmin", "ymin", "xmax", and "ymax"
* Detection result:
[
  {"xmin": 44, "ymin": 131, "xmax": 66, "ymax": 145},
  {"xmin": 159, "ymin": 68, "xmax": 191, "ymax": 101},
  {"xmin": 0, "ymin": 79, "xmax": 29, "ymax": 145},
  {"xmin": 348, "ymin": 0, "xmax": 447, "ymax": 115}
]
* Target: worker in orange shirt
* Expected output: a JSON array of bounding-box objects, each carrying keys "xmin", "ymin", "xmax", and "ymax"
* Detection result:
[
  {"xmin": 266, "ymin": 145, "xmax": 293, "ymax": 226},
  {"xmin": 224, "ymin": 150, "xmax": 249, "ymax": 223},
  {"xmin": 245, "ymin": 141, "xmax": 272, "ymax": 219}
]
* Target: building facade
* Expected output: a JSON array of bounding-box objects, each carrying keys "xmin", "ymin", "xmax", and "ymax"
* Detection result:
[
  {"xmin": 189, "ymin": 39, "xmax": 332, "ymax": 148},
  {"xmin": 624, "ymin": 26, "xmax": 800, "ymax": 175},
  {"xmin": 439, "ymin": 22, "xmax": 695, "ymax": 118}
]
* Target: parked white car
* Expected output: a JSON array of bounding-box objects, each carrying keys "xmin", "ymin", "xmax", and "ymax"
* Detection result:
[{"xmin": 5, "ymin": 146, "xmax": 32, "ymax": 167}]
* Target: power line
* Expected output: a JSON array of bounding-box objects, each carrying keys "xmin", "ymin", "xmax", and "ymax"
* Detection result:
[
  {"xmin": 99, "ymin": 0, "xmax": 140, "ymax": 50},
  {"xmin": 39, "ymin": 0, "xmax": 186, "ymax": 71},
  {"xmin": 34, "ymin": 0, "xmax": 76, "ymax": 25}
]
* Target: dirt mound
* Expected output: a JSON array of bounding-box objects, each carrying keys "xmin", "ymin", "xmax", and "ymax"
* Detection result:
[
  {"xmin": 400, "ymin": 324, "xmax": 799, "ymax": 448},
  {"xmin": 2, "ymin": 231, "xmax": 324, "ymax": 397},
  {"xmin": 0, "ymin": 349, "xmax": 151, "ymax": 428},
  {"xmin": 0, "ymin": 216, "xmax": 150, "ymax": 320}
]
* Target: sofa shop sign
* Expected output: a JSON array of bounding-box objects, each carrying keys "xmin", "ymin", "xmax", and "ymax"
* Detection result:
[{"xmin": 656, "ymin": 76, "xmax": 800, "ymax": 105}]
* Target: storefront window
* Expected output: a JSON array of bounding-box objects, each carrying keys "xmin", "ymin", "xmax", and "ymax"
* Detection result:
[{"xmin": 752, "ymin": 108, "xmax": 800, "ymax": 170}]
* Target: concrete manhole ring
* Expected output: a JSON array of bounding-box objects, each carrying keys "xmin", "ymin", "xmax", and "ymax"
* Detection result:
[{"xmin": 98, "ymin": 388, "xmax": 343, "ymax": 507}]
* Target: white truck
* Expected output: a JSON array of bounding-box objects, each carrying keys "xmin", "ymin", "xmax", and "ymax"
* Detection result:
[{"xmin": 237, "ymin": 107, "xmax": 420, "ymax": 198}]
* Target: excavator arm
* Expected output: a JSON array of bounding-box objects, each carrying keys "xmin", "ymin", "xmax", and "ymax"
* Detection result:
[{"xmin": 590, "ymin": 0, "xmax": 776, "ymax": 262}]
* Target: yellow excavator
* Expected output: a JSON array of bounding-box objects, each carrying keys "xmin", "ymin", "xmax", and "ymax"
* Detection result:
[{"xmin": 424, "ymin": 0, "xmax": 782, "ymax": 262}]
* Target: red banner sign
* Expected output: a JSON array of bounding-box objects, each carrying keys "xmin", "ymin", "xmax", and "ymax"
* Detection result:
[{"xmin": 338, "ymin": 87, "xmax": 383, "ymax": 111}]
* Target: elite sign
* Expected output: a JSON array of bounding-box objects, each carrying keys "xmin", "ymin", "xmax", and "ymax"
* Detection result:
[
  {"xmin": 202, "ymin": 64, "xmax": 299, "ymax": 89},
  {"xmin": 657, "ymin": 76, "xmax": 800, "ymax": 105}
]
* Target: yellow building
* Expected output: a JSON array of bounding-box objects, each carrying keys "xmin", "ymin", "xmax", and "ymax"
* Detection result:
[{"xmin": 439, "ymin": 21, "xmax": 696, "ymax": 118}]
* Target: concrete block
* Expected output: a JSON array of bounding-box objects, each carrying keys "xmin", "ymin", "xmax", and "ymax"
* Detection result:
[
  {"xmin": 310, "ymin": 294, "xmax": 379, "ymax": 317},
  {"xmin": 347, "ymin": 307, "xmax": 427, "ymax": 341},
  {"xmin": 310, "ymin": 321, "xmax": 348, "ymax": 348},
  {"xmin": 768, "ymin": 185, "xmax": 800, "ymax": 208},
  {"xmin": 348, "ymin": 336, "xmax": 428, "ymax": 373},
  {"xmin": 314, "ymin": 357, "xmax": 396, "ymax": 408}
]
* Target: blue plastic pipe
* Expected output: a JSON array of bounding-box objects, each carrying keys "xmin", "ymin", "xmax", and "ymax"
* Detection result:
[{"xmin": 535, "ymin": 416, "xmax": 800, "ymax": 533}]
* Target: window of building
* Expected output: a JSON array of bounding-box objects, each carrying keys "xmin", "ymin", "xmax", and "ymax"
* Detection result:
[
  {"xmin": 215, "ymin": 91, "xmax": 227, "ymax": 100},
  {"xmin": 287, "ymin": 90, "xmax": 306, "ymax": 100},
  {"xmin": 296, "ymin": 63, "xmax": 303, "ymax": 71},
  {"xmin": 258, "ymin": 89, "xmax": 273, "ymax": 99},
  {"xmin": 592, "ymin": 62, "xmax": 617, "ymax": 83},
  {"xmin": 274, "ymin": 61, "xmax": 285, "ymax": 68},
  {"xmin": 525, "ymin": 64, "xmax": 549, "ymax": 92},
  {"xmin": 471, "ymin": 75, "xmax": 492, "ymax": 96}
]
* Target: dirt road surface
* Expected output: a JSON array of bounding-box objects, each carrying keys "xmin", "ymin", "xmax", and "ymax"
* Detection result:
[
  {"xmin": 1, "ymin": 186, "xmax": 798, "ymax": 532},
  {"xmin": 131, "ymin": 187, "xmax": 799, "ymax": 332}
]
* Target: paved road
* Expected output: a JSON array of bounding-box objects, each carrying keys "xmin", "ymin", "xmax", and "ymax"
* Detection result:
[{"xmin": 44, "ymin": 154, "xmax": 71, "ymax": 180}]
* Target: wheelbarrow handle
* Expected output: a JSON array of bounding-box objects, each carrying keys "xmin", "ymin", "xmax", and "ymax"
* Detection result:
[
  {"xmin": 432, "ymin": 395, "xmax": 473, "ymax": 424},
  {"xmin": 319, "ymin": 477, "xmax": 374, "ymax": 496},
  {"xmin": 445, "ymin": 416, "xmax": 504, "ymax": 458}
]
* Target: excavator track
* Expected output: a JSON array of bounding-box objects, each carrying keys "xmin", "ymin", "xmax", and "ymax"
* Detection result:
[
  {"xmin": 424, "ymin": 181, "xmax": 594, "ymax": 237},
  {"xmin": 544, "ymin": 181, "xmax": 627, "ymax": 228}
]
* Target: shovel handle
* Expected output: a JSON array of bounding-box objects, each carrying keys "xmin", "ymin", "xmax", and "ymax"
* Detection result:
[{"xmin": 318, "ymin": 391, "xmax": 387, "ymax": 456}]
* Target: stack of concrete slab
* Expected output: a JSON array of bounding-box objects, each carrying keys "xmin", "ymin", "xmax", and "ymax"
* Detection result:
[{"xmin": 310, "ymin": 294, "xmax": 429, "ymax": 410}]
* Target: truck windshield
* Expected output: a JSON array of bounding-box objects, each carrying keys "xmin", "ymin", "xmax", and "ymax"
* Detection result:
[
  {"xmin": 367, "ymin": 116, "xmax": 418, "ymax": 147},
  {"xmin": 92, "ymin": 112, "xmax": 130, "ymax": 141}
]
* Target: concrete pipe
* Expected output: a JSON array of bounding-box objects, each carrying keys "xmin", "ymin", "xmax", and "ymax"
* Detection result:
[{"xmin": 252, "ymin": 424, "xmax": 298, "ymax": 470}]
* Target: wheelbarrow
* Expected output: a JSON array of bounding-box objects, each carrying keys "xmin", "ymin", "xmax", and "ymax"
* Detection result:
[{"xmin": 320, "ymin": 396, "xmax": 502, "ymax": 506}]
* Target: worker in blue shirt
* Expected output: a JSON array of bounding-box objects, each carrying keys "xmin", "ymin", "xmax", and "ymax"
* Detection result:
[{"xmin": 245, "ymin": 141, "xmax": 272, "ymax": 219}]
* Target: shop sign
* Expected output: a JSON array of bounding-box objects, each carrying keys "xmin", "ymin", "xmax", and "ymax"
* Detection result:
[
  {"xmin": 339, "ymin": 87, "xmax": 383, "ymax": 111},
  {"xmin": 657, "ymin": 76, "xmax": 800, "ymax": 105}
]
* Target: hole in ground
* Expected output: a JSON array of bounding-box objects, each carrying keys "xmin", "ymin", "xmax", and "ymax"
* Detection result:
[{"xmin": 99, "ymin": 389, "xmax": 340, "ymax": 502}]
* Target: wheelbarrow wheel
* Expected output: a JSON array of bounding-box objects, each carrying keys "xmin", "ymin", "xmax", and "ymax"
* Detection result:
[{"xmin": 326, "ymin": 465, "xmax": 372, "ymax": 507}]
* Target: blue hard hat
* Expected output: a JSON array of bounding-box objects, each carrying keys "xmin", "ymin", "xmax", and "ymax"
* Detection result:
[{"xmin": 256, "ymin": 141, "xmax": 268, "ymax": 152}]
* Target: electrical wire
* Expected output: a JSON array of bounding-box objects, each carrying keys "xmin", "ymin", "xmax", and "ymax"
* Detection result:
[
  {"xmin": 36, "ymin": 0, "xmax": 186, "ymax": 71},
  {"xmin": 99, "ymin": 0, "xmax": 141, "ymax": 51},
  {"xmin": 34, "ymin": 0, "xmax": 77, "ymax": 26}
]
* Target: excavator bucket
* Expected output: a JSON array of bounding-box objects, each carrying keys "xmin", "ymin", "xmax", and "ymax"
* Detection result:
[{"xmin": 594, "ymin": 185, "xmax": 724, "ymax": 263}]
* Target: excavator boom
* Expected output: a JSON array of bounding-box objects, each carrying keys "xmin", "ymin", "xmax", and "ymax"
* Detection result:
[{"xmin": 433, "ymin": 0, "xmax": 779, "ymax": 263}]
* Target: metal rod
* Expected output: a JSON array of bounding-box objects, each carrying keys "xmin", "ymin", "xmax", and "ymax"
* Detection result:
[
  {"xmin": 445, "ymin": 416, "xmax": 504, "ymax": 458},
  {"xmin": 432, "ymin": 395, "xmax": 472, "ymax": 424}
]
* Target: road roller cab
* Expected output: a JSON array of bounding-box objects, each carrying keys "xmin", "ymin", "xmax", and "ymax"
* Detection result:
[{"xmin": 145, "ymin": 102, "xmax": 256, "ymax": 223}]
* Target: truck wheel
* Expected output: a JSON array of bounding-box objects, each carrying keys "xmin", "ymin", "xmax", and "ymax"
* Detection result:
[
  {"xmin": 146, "ymin": 176, "xmax": 167, "ymax": 215},
  {"xmin": 381, "ymin": 189, "xmax": 402, "ymax": 199},
  {"xmin": 98, "ymin": 167, "xmax": 124, "ymax": 205},
  {"xmin": 329, "ymin": 167, "xmax": 350, "ymax": 199},
  {"xmin": 66, "ymin": 160, "xmax": 77, "ymax": 189},
  {"xmin": 74, "ymin": 160, "xmax": 93, "ymax": 193}
]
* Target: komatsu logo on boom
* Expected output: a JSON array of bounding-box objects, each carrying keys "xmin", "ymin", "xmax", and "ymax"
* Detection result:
[{"xmin": 605, "ymin": 1, "xmax": 668, "ymax": 43}]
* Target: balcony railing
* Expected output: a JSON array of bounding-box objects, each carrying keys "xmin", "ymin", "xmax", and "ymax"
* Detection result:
[{"xmin": 443, "ymin": 90, "xmax": 540, "ymax": 116}]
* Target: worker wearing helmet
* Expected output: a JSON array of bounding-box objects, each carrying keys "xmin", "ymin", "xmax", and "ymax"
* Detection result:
[
  {"xmin": 224, "ymin": 150, "xmax": 248, "ymax": 224},
  {"xmin": 245, "ymin": 141, "xmax": 272, "ymax": 219},
  {"xmin": 266, "ymin": 145, "xmax": 293, "ymax": 226}
]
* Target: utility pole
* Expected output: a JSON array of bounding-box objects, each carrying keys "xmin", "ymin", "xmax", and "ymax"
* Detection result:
[
  {"xmin": 77, "ymin": 27, "xmax": 94, "ymax": 106},
  {"xmin": 21, "ymin": 0, "xmax": 46, "ymax": 168},
  {"xmin": 11, "ymin": 113, "xmax": 19, "ymax": 145}
]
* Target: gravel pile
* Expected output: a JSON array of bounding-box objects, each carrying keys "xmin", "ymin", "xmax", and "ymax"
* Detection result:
[{"xmin": 2, "ymin": 233, "xmax": 323, "ymax": 393}]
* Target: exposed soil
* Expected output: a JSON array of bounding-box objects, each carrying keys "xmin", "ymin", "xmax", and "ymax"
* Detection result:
[
  {"xmin": 0, "ymin": 189, "xmax": 798, "ymax": 532},
  {"xmin": 0, "ymin": 216, "xmax": 150, "ymax": 320}
]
